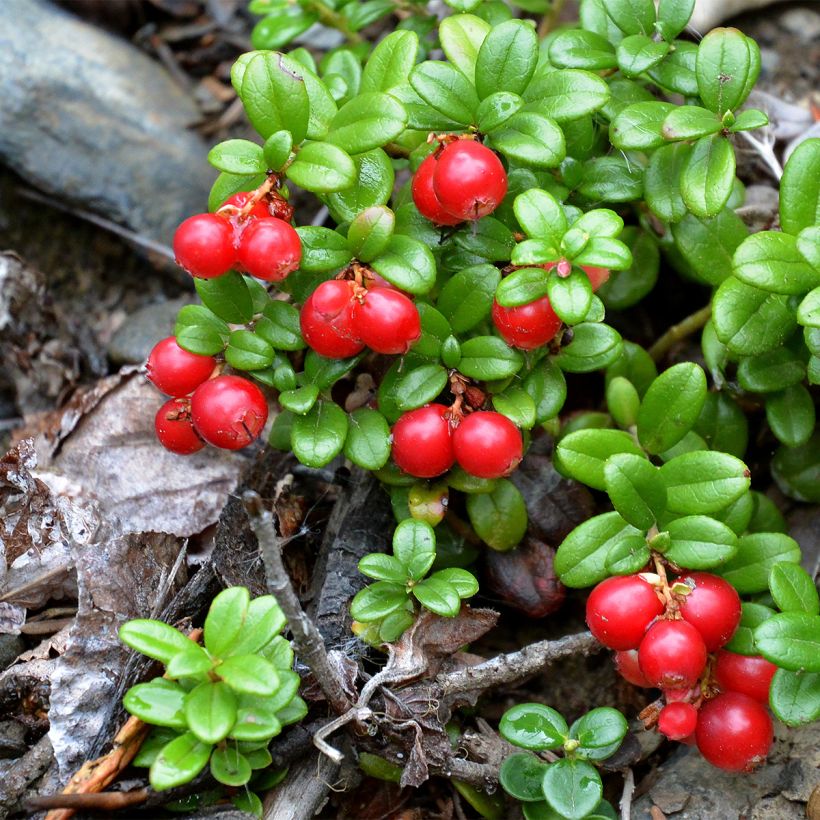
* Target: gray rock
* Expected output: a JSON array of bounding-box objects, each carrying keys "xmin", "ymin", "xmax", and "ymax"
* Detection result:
[
  {"xmin": 0, "ymin": 0, "xmax": 212, "ymax": 248},
  {"xmin": 0, "ymin": 634, "xmax": 23, "ymax": 670},
  {"xmin": 107, "ymin": 297, "xmax": 193, "ymax": 364}
]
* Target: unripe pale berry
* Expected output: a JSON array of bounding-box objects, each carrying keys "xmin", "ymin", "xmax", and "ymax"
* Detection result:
[
  {"xmin": 190, "ymin": 375, "xmax": 268, "ymax": 450},
  {"xmin": 411, "ymin": 153, "xmax": 462, "ymax": 226},
  {"xmin": 237, "ymin": 217, "xmax": 302, "ymax": 281},
  {"xmin": 300, "ymin": 280, "xmax": 363, "ymax": 359},
  {"xmin": 392, "ymin": 404, "xmax": 455, "ymax": 478},
  {"xmin": 354, "ymin": 287, "xmax": 421, "ymax": 354},
  {"xmin": 678, "ymin": 572, "xmax": 742, "ymax": 651},
  {"xmin": 146, "ymin": 337, "xmax": 216, "ymax": 397},
  {"xmin": 586, "ymin": 575, "xmax": 664, "ymax": 651},
  {"xmin": 173, "ymin": 213, "xmax": 235, "ymax": 279},
  {"xmin": 492, "ymin": 297, "xmax": 562, "ymax": 350},
  {"xmin": 433, "ymin": 140, "xmax": 507, "ymax": 221},
  {"xmin": 452, "ymin": 411, "xmax": 522, "ymax": 479},
  {"xmin": 614, "ymin": 650, "xmax": 653, "ymax": 687},
  {"xmin": 155, "ymin": 398, "xmax": 205, "ymax": 455},
  {"xmin": 638, "ymin": 620, "xmax": 708, "ymax": 689}
]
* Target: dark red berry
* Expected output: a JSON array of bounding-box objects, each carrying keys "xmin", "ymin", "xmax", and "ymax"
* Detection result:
[
  {"xmin": 433, "ymin": 140, "xmax": 507, "ymax": 221},
  {"xmin": 220, "ymin": 192, "xmax": 271, "ymax": 220},
  {"xmin": 679, "ymin": 573, "xmax": 742, "ymax": 651},
  {"xmin": 714, "ymin": 651, "xmax": 777, "ymax": 704},
  {"xmin": 155, "ymin": 398, "xmax": 205, "ymax": 455},
  {"xmin": 452, "ymin": 411, "xmax": 522, "ymax": 479},
  {"xmin": 237, "ymin": 217, "xmax": 301, "ymax": 281},
  {"xmin": 146, "ymin": 337, "xmax": 216, "ymax": 397},
  {"xmin": 411, "ymin": 153, "xmax": 462, "ymax": 226},
  {"xmin": 638, "ymin": 620, "xmax": 708, "ymax": 689},
  {"xmin": 582, "ymin": 265, "xmax": 610, "ymax": 291},
  {"xmin": 392, "ymin": 404, "xmax": 454, "ymax": 479},
  {"xmin": 300, "ymin": 280, "xmax": 363, "ymax": 359},
  {"xmin": 173, "ymin": 213, "xmax": 235, "ymax": 279},
  {"xmin": 586, "ymin": 575, "xmax": 664, "ymax": 651},
  {"xmin": 614, "ymin": 650, "xmax": 653, "ymax": 687},
  {"xmin": 190, "ymin": 375, "xmax": 268, "ymax": 450},
  {"xmin": 354, "ymin": 287, "xmax": 421, "ymax": 354},
  {"xmin": 695, "ymin": 692, "xmax": 773, "ymax": 772},
  {"xmin": 491, "ymin": 297, "xmax": 562, "ymax": 350},
  {"xmin": 658, "ymin": 702, "xmax": 698, "ymax": 741}
]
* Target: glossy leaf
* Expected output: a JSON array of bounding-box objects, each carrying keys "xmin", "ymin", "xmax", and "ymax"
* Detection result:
[
  {"xmin": 124, "ymin": 680, "xmax": 187, "ymax": 729},
  {"xmin": 604, "ymin": 453, "xmax": 666, "ymax": 530},
  {"xmin": 769, "ymin": 669, "xmax": 820, "ymax": 726},
  {"xmin": 719, "ymin": 532, "xmax": 802, "ymax": 594},
  {"xmin": 286, "ymin": 141, "xmax": 356, "ymax": 193},
  {"xmin": 149, "ymin": 733, "xmax": 211, "ymax": 792},
  {"xmin": 769, "ymin": 563, "xmax": 820, "ymax": 615},
  {"xmin": 184, "ymin": 682, "xmax": 237, "ymax": 744},
  {"xmin": 345, "ymin": 408, "xmax": 391, "ymax": 470},
  {"xmin": 291, "ymin": 401, "xmax": 349, "ymax": 467},
  {"xmin": 542, "ymin": 758, "xmax": 602, "ymax": 820},
  {"xmin": 779, "ymin": 137, "xmax": 820, "ymax": 235},
  {"xmin": 120, "ymin": 620, "xmax": 198, "ymax": 665},
  {"xmin": 660, "ymin": 451, "xmax": 750, "ymax": 514},
  {"xmin": 554, "ymin": 429, "xmax": 645, "ymax": 491},
  {"xmin": 466, "ymin": 479, "xmax": 527, "ymax": 551},
  {"xmin": 754, "ymin": 612, "xmax": 820, "ymax": 672},
  {"xmin": 680, "ymin": 135, "xmax": 735, "ymax": 219},
  {"xmin": 499, "ymin": 703, "xmax": 568, "ymax": 750}
]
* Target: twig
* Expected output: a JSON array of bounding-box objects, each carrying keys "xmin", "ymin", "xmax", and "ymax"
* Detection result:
[
  {"xmin": 0, "ymin": 735, "xmax": 53, "ymax": 816},
  {"xmin": 304, "ymin": 0, "xmax": 364, "ymax": 44},
  {"xmin": 737, "ymin": 129, "xmax": 784, "ymax": 181},
  {"xmin": 647, "ymin": 305, "xmax": 712, "ymax": 363},
  {"xmin": 446, "ymin": 758, "xmax": 498, "ymax": 786},
  {"xmin": 243, "ymin": 491, "xmax": 353, "ymax": 716},
  {"xmin": 620, "ymin": 767, "xmax": 635, "ymax": 820},
  {"xmin": 437, "ymin": 631, "xmax": 601, "ymax": 697},
  {"xmin": 30, "ymin": 790, "xmax": 149, "ymax": 811}
]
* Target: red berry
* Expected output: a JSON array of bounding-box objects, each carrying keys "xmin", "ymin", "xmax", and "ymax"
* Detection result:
[
  {"xmin": 586, "ymin": 575, "xmax": 664, "ymax": 651},
  {"xmin": 190, "ymin": 375, "xmax": 268, "ymax": 450},
  {"xmin": 714, "ymin": 651, "xmax": 777, "ymax": 704},
  {"xmin": 491, "ymin": 297, "xmax": 562, "ymax": 350},
  {"xmin": 237, "ymin": 217, "xmax": 302, "ymax": 281},
  {"xmin": 678, "ymin": 573, "xmax": 742, "ymax": 651},
  {"xmin": 146, "ymin": 337, "xmax": 216, "ymax": 397},
  {"xmin": 658, "ymin": 702, "xmax": 698, "ymax": 741},
  {"xmin": 155, "ymin": 398, "xmax": 205, "ymax": 455},
  {"xmin": 353, "ymin": 287, "xmax": 421, "ymax": 354},
  {"xmin": 173, "ymin": 213, "xmax": 235, "ymax": 279},
  {"xmin": 300, "ymin": 280, "xmax": 363, "ymax": 359},
  {"xmin": 452, "ymin": 411, "xmax": 523, "ymax": 479},
  {"xmin": 614, "ymin": 650, "xmax": 653, "ymax": 687},
  {"xmin": 411, "ymin": 153, "xmax": 462, "ymax": 226},
  {"xmin": 433, "ymin": 140, "xmax": 507, "ymax": 221},
  {"xmin": 695, "ymin": 692, "xmax": 773, "ymax": 772},
  {"xmin": 392, "ymin": 404, "xmax": 454, "ymax": 479},
  {"xmin": 638, "ymin": 620, "xmax": 708, "ymax": 689},
  {"xmin": 220, "ymin": 192, "xmax": 271, "ymax": 220},
  {"xmin": 583, "ymin": 265, "xmax": 610, "ymax": 291}
]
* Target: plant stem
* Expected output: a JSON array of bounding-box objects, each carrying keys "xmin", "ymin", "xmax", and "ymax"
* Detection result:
[
  {"xmin": 538, "ymin": 0, "xmax": 567, "ymax": 38},
  {"xmin": 647, "ymin": 304, "xmax": 712, "ymax": 362},
  {"xmin": 243, "ymin": 490, "xmax": 353, "ymax": 715},
  {"xmin": 306, "ymin": 0, "xmax": 364, "ymax": 45}
]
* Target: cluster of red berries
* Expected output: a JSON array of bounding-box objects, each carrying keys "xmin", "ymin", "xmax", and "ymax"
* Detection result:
[
  {"xmin": 300, "ymin": 277, "xmax": 421, "ymax": 358},
  {"xmin": 391, "ymin": 406, "xmax": 523, "ymax": 480},
  {"xmin": 147, "ymin": 337, "xmax": 268, "ymax": 454},
  {"xmin": 587, "ymin": 571, "xmax": 775, "ymax": 772},
  {"xmin": 412, "ymin": 139, "xmax": 507, "ymax": 225},
  {"xmin": 173, "ymin": 192, "xmax": 302, "ymax": 281}
]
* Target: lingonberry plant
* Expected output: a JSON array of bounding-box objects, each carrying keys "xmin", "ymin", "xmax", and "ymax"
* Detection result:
[{"xmin": 134, "ymin": 0, "xmax": 820, "ymax": 806}]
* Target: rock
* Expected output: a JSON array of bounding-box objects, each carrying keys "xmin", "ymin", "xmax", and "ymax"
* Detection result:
[
  {"xmin": 779, "ymin": 7, "xmax": 820, "ymax": 43},
  {"xmin": 690, "ymin": 0, "xmax": 787, "ymax": 33},
  {"xmin": 0, "ymin": 0, "xmax": 211, "ymax": 249},
  {"xmin": 0, "ymin": 634, "xmax": 24, "ymax": 670},
  {"xmin": 107, "ymin": 297, "xmax": 193, "ymax": 364}
]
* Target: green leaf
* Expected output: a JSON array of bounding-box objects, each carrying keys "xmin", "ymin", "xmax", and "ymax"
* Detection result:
[
  {"xmin": 656, "ymin": 0, "xmax": 695, "ymax": 40},
  {"xmin": 256, "ymin": 301, "xmax": 305, "ymax": 351},
  {"xmin": 772, "ymin": 433, "xmax": 820, "ymax": 503},
  {"xmin": 230, "ymin": 694, "xmax": 282, "ymax": 742},
  {"xmin": 514, "ymin": 188, "xmax": 567, "ymax": 241},
  {"xmin": 499, "ymin": 753, "xmax": 551, "ymax": 802},
  {"xmin": 263, "ymin": 130, "xmax": 293, "ymax": 171},
  {"xmin": 240, "ymin": 52, "xmax": 309, "ymax": 143},
  {"xmin": 737, "ymin": 347, "xmax": 806, "ymax": 393},
  {"xmin": 431, "ymin": 567, "xmax": 479, "ymax": 599},
  {"xmin": 438, "ymin": 14, "xmax": 490, "ymax": 83},
  {"xmin": 549, "ymin": 30, "xmax": 617, "ymax": 71},
  {"xmin": 603, "ymin": 0, "xmax": 655, "ymax": 35},
  {"xmin": 119, "ymin": 619, "xmax": 198, "ymax": 665},
  {"xmin": 493, "ymin": 387, "xmax": 537, "ymax": 429},
  {"xmin": 570, "ymin": 707, "xmax": 628, "ymax": 760},
  {"xmin": 325, "ymin": 149, "xmax": 395, "ymax": 224},
  {"xmin": 251, "ymin": 8, "xmax": 318, "ymax": 50},
  {"xmin": 554, "ymin": 429, "xmax": 646, "ymax": 491},
  {"xmin": 174, "ymin": 305, "xmax": 229, "ymax": 356},
  {"xmin": 547, "ymin": 269, "xmax": 593, "ymax": 325},
  {"xmin": 616, "ymin": 34, "xmax": 669, "ymax": 77},
  {"xmin": 500, "ymin": 703, "xmax": 568, "ymax": 750},
  {"xmin": 124, "ymin": 679, "xmax": 188, "ymax": 729},
  {"xmin": 665, "ymin": 515, "xmax": 738, "ymax": 570},
  {"xmin": 327, "ymin": 92, "xmax": 407, "ymax": 155},
  {"xmin": 660, "ymin": 451, "xmax": 751, "ymax": 514},
  {"xmin": 648, "ymin": 40, "xmax": 698, "ymax": 96},
  {"xmin": 733, "ymin": 231, "xmax": 820, "ymax": 294},
  {"xmin": 645, "ymin": 143, "xmax": 691, "ymax": 223},
  {"xmin": 410, "ymin": 61, "xmax": 479, "ymax": 126},
  {"xmin": 556, "ymin": 323, "xmax": 623, "ymax": 373},
  {"xmin": 769, "ymin": 669, "xmax": 820, "ymax": 726},
  {"xmin": 769, "ymin": 563, "xmax": 820, "ymax": 615},
  {"xmin": 662, "ymin": 106, "xmax": 722, "ymax": 141},
  {"xmin": 496, "ymin": 267, "xmax": 550, "ymax": 307},
  {"xmin": 490, "ymin": 112, "xmax": 566, "ymax": 169},
  {"xmin": 413, "ymin": 576, "xmax": 461, "ymax": 616},
  {"xmin": 279, "ymin": 385, "xmax": 319, "ymax": 416},
  {"xmin": 754, "ymin": 612, "xmax": 820, "ymax": 672},
  {"xmin": 218, "ymin": 655, "xmax": 279, "ymax": 696},
  {"xmin": 286, "ymin": 142, "xmax": 356, "ymax": 193},
  {"xmin": 459, "ymin": 336, "xmax": 524, "ymax": 380},
  {"xmin": 438, "ymin": 264, "xmax": 500, "ymax": 333},
  {"xmin": 712, "ymin": 277, "xmax": 795, "ymax": 356},
  {"xmin": 414, "ymin": 303, "xmax": 451, "ymax": 361},
  {"xmin": 358, "ymin": 554, "xmax": 409, "ymax": 584},
  {"xmin": 361, "ymin": 30, "xmax": 419, "ymax": 93},
  {"xmin": 766, "ymin": 385, "xmax": 816, "ymax": 448},
  {"xmin": 522, "ymin": 70, "xmax": 609, "ymax": 122},
  {"xmin": 554, "ymin": 512, "xmax": 642, "ymax": 588},
  {"xmin": 291, "ymin": 401, "xmax": 348, "ymax": 467},
  {"xmin": 345, "ymin": 408, "xmax": 391, "ymax": 470},
  {"xmin": 610, "ymin": 101, "xmax": 676, "ymax": 151},
  {"xmin": 680, "ymin": 135, "xmax": 736, "ymax": 218},
  {"xmin": 719, "ymin": 532, "xmax": 802, "ymax": 594},
  {"xmin": 305, "ymin": 350, "xmax": 363, "ymax": 391},
  {"xmin": 185, "ymin": 682, "xmax": 237, "ymax": 744},
  {"xmin": 576, "ymin": 156, "xmax": 643, "ymax": 202},
  {"xmin": 395, "ymin": 364, "xmax": 449, "ymax": 412},
  {"xmin": 780, "ymin": 137, "xmax": 820, "ymax": 235},
  {"xmin": 225, "ymin": 329, "xmax": 275, "ymax": 371},
  {"xmin": 543, "ymin": 758, "xmax": 603, "ymax": 820},
  {"xmin": 605, "ymin": 535, "xmax": 650, "ymax": 575},
  {"xmin": 393, "ymin": 518, "xmax": 437, "ymax": 580},
  {"xmin": 724, "ymin": 601, "xmax": 775, "ymax": 654},
  {"xmin": 195, "ymin": 272, "xmax": 254, "ymax": 325},
  {"xmin": 280, "ymin": 55, "xmax": 338, "ymax": 141},
  {"xmin": 208, "ymin": 139, "xmax": 266, "ymax": 175},
  {"xmin": 227, "ymin": 594, "xmax": 287, "ymax": 658},
  {"xmin": 476, "ymin": 91, "xmax": 524, "ymax": 132},
  {"xmin": 211, "ymin": 746, "xmax": 252, "ymax": 787},
  {"xmin": 350, "ymin": 581, "xmax": 407, "ymax": 622},
  {"xmin": 696, "ymin": 28, "xmax": 759, "ymax": 115},
  {"xmin": 574, "ymin": 238, "xmax": 632, "ymax": 270},
  {"xmin": 475, "ymin": 19, "xmax": 538, "ymax": 99},
  {"xmin": 523, "ymin": 357, "xmax": 567, "ymax": 423},
  {"xmin": 371, "ymin": 235, "xmax": 437, "ymax": 295},
  {"xmin": 636, "ymin": 362, "xmax": 707, "ymax": 455},
  {"xmin": 149, "ymin": 733, "xmax": 211, "ymax": 791},
  {"xmin": 133, "ymin": 728, "xmax": 179, "ymax": 768},
  {"xmin": 466, "ymin": 479, "xmax": 527, "ymax": 551},
  {"xmin": 604, "ymin": 453, "xmax": 666, "ymax": 530},
  {"xmin": 799, "ymin": 287, "xmax": 820, "ymax": 329},
  {"xmin": 347, "ymin": 206, "xmax": 394, "ymax": 262},
  {"xmin": 204, "ymin": 587, "xmax": 249, "ymax": 658},
  {"xmin": 693, "ymin": 392, "xmax": 748, "ymax": 459},
  {"xmin": 605, "ymin": 376, "xmax": 639, "ymax": 427},
  {"xmin": 296, "ymin": 226, "xmax": 353, "ymax": 273},
  {"xmin": 728, "ymin": 108, "xmax": 769, "ymax": 132},
  {"xmin": 596, "ymin": 227, "xmax": 659, "ymax": 309},
  {"xmin": 165, "ymin": 646, "xmax": 213, "ymax": 680},
  {"xmin": 671, "ymin": 209, "xmax": 748, "ymax": 286},
  {"xmin": 798, "ymin": 227, "xmax": 820, "ymax": 273}
]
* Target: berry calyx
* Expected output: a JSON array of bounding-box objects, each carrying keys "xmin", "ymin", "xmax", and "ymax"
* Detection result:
[
  {"xmin": 155, "ymin": 398, "xmax": 205, "ymax": 455},
  {"xmin": 433, "ymin": 140, "xmax": 507, "ymax": 221},
  {"xmin": 586, "ymin": 575, "xmax": 664, "ymax": 651},
  {"xmin": 173, "ymin": 213, "xmax": 235, "ymax": 279},
  {"xmin": 392, "ymin": 404, "xmax": 455, "ymax": 479},
  {"xmin": 678, "ymin": 572, "xmax": 742, "ymax": 651},
  {"xmin": 411, "ymin": 153, "xmax": 462, "ymax": 226},
  {"xmin": 638, "ymin": 619, "xmax": 707, "ymax": 689},
  {"xmin": 237, "ymin": 217, "xmax": 302, "ymax": 281},
  {"xmin": 695, "ymin": 692, "xmax": 773, "ymax": 772},
  {"xmin": 491, "ymin": 296, "xmax": 562, "ymax": 350},
  {"xmin": 614, "ymin": 649, "xmax": 653, "ymax": 687},
  {"xmin": 354, "ymin": 287, "xmax": 421, "ymax": 354},
  {"xmin": 146, "ymin": 337, "xmax": 216, "ymax": 397},
  {"xmin": 220, "ymin": 192, "xmax": 271, "ymax": 220},
  {"xmin": 190, "ymin": 375, "xmax": 268, "ymax": 450},
  {"xmin": 714, "ymin": 651, "xmax": 777, "ymax": 704},
  {"xmin": 658, "ymin": 702, "xmax": 698, "ymax": 741},
  {"xmin": 452, "ymin": 411, "xmax": 522, "ymax": 479},
  {"xmin": 300, "ymin": 280, "xmax": 363, "ymax": 359}
]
